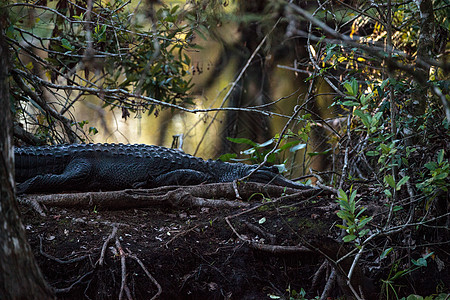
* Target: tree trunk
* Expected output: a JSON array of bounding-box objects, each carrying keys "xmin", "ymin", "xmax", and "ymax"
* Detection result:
[
  {"xmin": 0, "ymin": 8, "xmax": 55, "ymax": 299},
  {"xmin": 411, "ymin": 0, "xmax": 435, "ymax": 118},
  {"xmin": 219, "ymin": 0, "xmax": 273, "ymax": 155}
]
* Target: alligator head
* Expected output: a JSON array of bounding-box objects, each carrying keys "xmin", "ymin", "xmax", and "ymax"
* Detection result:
[{"xmin": 218, "ymin": 163, "xmax": 313, "ymax": 190}]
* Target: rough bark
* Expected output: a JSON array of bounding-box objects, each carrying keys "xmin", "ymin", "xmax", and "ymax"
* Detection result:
[
  {"xmin": 0, "ymin": 8, "xmax": 54, "ymax": 299},
  {"xmin": 18, "ymin": 182, "xmax": 322, "ymax": 210},
  {"xmin": 411, "ymin": 0, "xmax": 435, "ymax": 118}
]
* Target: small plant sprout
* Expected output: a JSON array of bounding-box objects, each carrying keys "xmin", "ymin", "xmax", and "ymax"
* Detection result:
[{"xmin": 335, "ymin": 187, "xmax": 373, "ymax": 245}]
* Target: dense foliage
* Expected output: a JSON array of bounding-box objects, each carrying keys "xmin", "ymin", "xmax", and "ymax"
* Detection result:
[
  {"xmin": 6, "ymin": 0, "xmax": 199, "ymax": 143},
  {"xmin": 194, "ymin": 1, "xmax": 450, "ymax": 298},
  {"xmin": 276, "ymin": 1, "xmax": 449, "ymax": 298}
]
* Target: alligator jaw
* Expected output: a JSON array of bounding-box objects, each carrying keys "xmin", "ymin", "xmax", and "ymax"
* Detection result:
[
  {"xmin": 245, "ymin": 168, "xmax": 319, "ymax": 190},
  {"xmin": 271, "ymin": 174, "xmax": 319, "ymax": 190}
]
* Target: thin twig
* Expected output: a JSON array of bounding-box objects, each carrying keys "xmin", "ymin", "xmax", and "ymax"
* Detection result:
[
  {"xmin": 347, "ymin": 245, "xmax": 365, "ymax": 288},
  {"xmin": 244, "ymin": 221, "xmax": 276, "ymax": 244},
  {"xmin": 54, "ymin": 271, "xmax": 95, "ymax": 294},
  {"xmin": 128, "ymin": 252, "xmax": 162, "ymax": 300},
  {"xmin": 39, "ymin": 235, "xmax": 89, "ymax": 264},
  {"xmin": 193, "ymin": 17, "xmax": 282, "ymax": 155},
  {"xmin": 115, "ymin": 237, "xmax": 131, "ymax": 300},
  {"xmin": 338, "ymin": 113, "xmax": 352, "ymax": 190},
  {"xmin": 239, "ymin": 94, "xmax": 314, "ymax": 182},
  {"xmin": 98, "ymin": 226, "xmax": 118, "ymax": 266},
  {"xmin": 164, "ymin": 224, "xmax": 200, "ymax": 248}
]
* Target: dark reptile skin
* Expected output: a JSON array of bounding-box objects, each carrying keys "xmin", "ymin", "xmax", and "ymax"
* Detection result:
[{"xmin": 15, "ymin": 143, "xmax": 311, "ymax": 193}]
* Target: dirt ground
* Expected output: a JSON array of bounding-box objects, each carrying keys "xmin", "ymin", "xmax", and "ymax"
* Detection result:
[{"xmin": 18, "ymin": 185, "xmax": 449, "ymax": 299}]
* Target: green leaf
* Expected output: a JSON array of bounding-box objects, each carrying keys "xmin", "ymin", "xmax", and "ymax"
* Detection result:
[
  {"xmin": 351, "ymin": 78, "xmax": 358, "ymax": 96},
  {"xmin": 337, "ymin": 211, "xmax": 352, "ymax": 221},
  {"xmin": 393, "ymin": 205, "xmax": 403, "ymax": 212},
  {"xmin": 424, "ymin": 162, "xmax": 438, "ymax": 170},
  {"xmin": 257, "ymin": 139, "xmax": 274, "ymax": 148},
  {"xmin": 343, "ymin": 234, "xmax": 357, "ymax": 242},
  {"xmin": 218, "ymin": 153, "xmax": 237, "ymax": 162},
  {"xmin": 380, "ymin": 247, "xmax": 393, "ymax": 259},
  {"xmin": 349, "ymin": 189, "xmax": 357, "ymax": 203},
  {"xmin": 390, "ymin": 269, "xmax": 408, "ymax": 280},
  {"xmin": 61, "ymin": 38, "xmax": 74, "ymax": 51},
  {"xmin": 343, "ymin": 78, "xmax": 358, "ymax": 97},
  {"xmin": 406, "ymin": 295, "xmax": 424, "ymax": 300},
  {"xmin": 434, "ymin": 172, "xmax": 448, "ymax": 180},
  {"xmin": 88, "ymin": 127, "xmax": 98, "ymax": 135},
  {"xmin": 437, "ymin": 149, "xmax": 444, "ymax": 164},
  {"xmin": 402, "ymin": 157, "xmax": 409, "ymax": 166},
  {"xmin": 6, "ymin": 25, "xmax": 16, "ymax": 39},
  {"xmin": 380, "ymin": 143, "xmax": 390, "ymax": 154},
  {"xmin": 358, "ymin": 216, "xmax": 372, "ymax": 227},
  {"xmin": 423, "ymin": 252, "xmax": 434, "ymax": 260},
  {"xmin": 279, "ymin": 141, "xmax": 300, "ymax": 151},
  {"xmin": 384, "ymin": 175, "xmax": 396, "ymax": 189},
  {"xmin": 380, "ymin": 78, "xmax": 389, "ymax": 90},
  {"xmin": 290, "ymin": 143, "xmax": 306, "ymax": 152},
  {"xmin": 412, "ymin": 257, "xmax": 427, "ymax": 267},
  {"xmin": 338, "ymin": 189, "xmax": 348, "ymax": 202},
  {"xmin": 371, "ymin": 111, "xmax": 383, "ymax": 127},
  {"xmin": 170, "ymin": 4, "xmax": 180, "ymax": 14},
  {"xmin": 396, "ymin": 176, "xmax": 410, "ymax": 191},
  {"xmin": 342, "ymin": 100, "xmax": 360, "ymax": 106},
  {"xmin": 323, "ymin": 48, "xmax": 335, "ymax": 63},
  {"xmin": 354, "ymin": 109, "xmax": 370, "ymax": 128},
  {"xmin": 358, "ymin": 228, "xmax": 369, "ymax": 237},
  {"xmin": 226, "ymin": 137, "xmax": 257, "ymax": 147},
  {"xmin": 355, "ymin": 207, "xmax": 367, "ymax": 218},
  {"xmin": 366, "ymin": 151, "xmax": 379, "ymax": 156},
  {"xmin": 343, "ymin": 82, "xmax": 353, "ymax": 95}
]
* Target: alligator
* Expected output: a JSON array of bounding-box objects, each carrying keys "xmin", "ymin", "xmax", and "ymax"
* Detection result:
[{"xmin": 15, "ymin": 143, "xmax": 315, "ymax": 194}]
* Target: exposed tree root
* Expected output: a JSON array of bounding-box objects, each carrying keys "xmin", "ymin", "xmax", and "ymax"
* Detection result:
[
  {"xmin": 311, "ymin": 260, "xmax": 328, "ymax": 293},
  {"xmin": 21, "ymin": 182, "xmax": 397, "ymax": 299},
  {"xmin": 39, "ymin": 235, "xmax": 90, "ymax": 264},
  {"xmin": 248, "ymin": 242, "xmax": 311, "ymax": 254},
  {"xmin": 115, "ymin": 236, "xmax": 131, "ymax": 300},
  {"xmin": 18, "ymin": 182, "xmax": 323, "ymax": 210},
  {"xmin": 98, "ymin": 225, "xmax": 118, "ymax": 267},
  {"xmin": 19, "ymin": 197, "xmax": 47, "ymax": 216},
  {"xmin": 225, "ymin": 201, "xmax": 313, "ymax": 254},
  {"xmin": 243, "ymin": 221, "xmax": 276, "ymax": 244},
  {"xmin": 306, "ymin": 236, "xmax": 375, "ymax": 298},
  {"xmin": 320, "ymin": 268, "xmax": 336, "ymax": 300},
  {"xmin": 38, "ymin": 223, "xmax": 162, "ymax": 299},
  {"xmin": 54, "ymin": 271, "xmax": 95, "ymax": 295},
  {"xmin": 127, "ymin": 252, "xmax": 162, "ymax": 300}
]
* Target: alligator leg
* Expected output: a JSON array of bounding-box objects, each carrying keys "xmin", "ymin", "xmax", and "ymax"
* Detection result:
[
  {"xmin": 16, "ymin": 159, "xmax": 92, "ymax": 194},
  {"xmin": 147, "ymin": 169, "xmax": 212, "ymax": 187}
]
